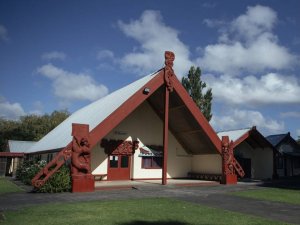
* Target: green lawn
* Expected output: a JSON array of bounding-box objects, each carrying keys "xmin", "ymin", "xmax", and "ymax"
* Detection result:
[
  {"xmin": 231, "ymin": 187, "xmax": 300, "ymax": 205},
  {"xmin": 0, "ymin": 177, "xmax": 23, "ymax": 195},
  {"xmin": 1, "ymin": 198, "xmax": 291, "ymax": 225}
]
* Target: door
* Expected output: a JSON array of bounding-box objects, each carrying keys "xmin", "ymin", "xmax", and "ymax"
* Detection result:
[{"xmin": 107, "ymin": 155, "xmax": 131, "ymax": 180}]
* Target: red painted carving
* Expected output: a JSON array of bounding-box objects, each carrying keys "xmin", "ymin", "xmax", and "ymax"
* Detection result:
[
  {"xmin": 221, "ymin": 136, "xmax": 245, "ymax": 184},
  {"xmin": 101, "ymin": 139, "xmax": 139, "ymax": 155},
  {"xmin": 32, "ymin": 123, "xmax": 95, "ymax": 192},
  {"xmin": 71, "ymin": 124, "xmax": 94, "ymax": 192},
  {"xmin": 32, "ymin": 143, "xmax": 72, "ymax": 188},
  {"xmin": 164, "ymin": 51, "xmax": 175, "ymax": 92},
  {"xmin": 222, "ymin": 136, "xmax": 235, "ymax": 175},
  {"xmin": 71, "ymin": 124, "xmax": 91, "ymax": 175}
]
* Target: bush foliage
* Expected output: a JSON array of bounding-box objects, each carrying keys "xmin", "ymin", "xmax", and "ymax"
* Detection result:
[
  {"xmin": 16, "ymin": 159, "xmax": 46, "ymax": 185},
  {"xmin": 16, "ymin": 159, "xmax": 71, "ymax": 193}
]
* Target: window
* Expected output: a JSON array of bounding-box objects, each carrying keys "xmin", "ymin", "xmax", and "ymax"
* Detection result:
[
  {"xmin": 109, "ymin": 156, "xmax": 118, "ymax": 168},
  {"xmin": 47, "ymin": 154, "xmax": 53, "ymax": 163},
  {"xmin": 142, "ymin": 157, "xmax": 162, "ymax": 169},
  {"xmin": 121, "ymin": 156, "xmax": 129, "ymax": 168}
]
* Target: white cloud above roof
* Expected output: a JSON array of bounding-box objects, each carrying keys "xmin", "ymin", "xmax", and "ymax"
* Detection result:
[
  {"xmin": 205, "ymin": 72, "xmax": 300, "ymax": 105},
  {"xmin": 210, "ymin": 108, "xmax": 284, "ymax": 135},
  {"xmin": 117, "ymin": 10, "xmax": 193, "ymax": 78},
  {"xmin": 199, "ymin": 5, "xmax": 298, "ymax": 74},
  {"xmin": 37, "ymin": 64, "xmax": 109, "ymax": 105}
]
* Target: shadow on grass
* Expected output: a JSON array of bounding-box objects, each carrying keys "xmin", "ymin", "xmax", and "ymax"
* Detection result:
[{"xmin": 118, "ymin": 221, "xmax": 189, "ymax": 225}]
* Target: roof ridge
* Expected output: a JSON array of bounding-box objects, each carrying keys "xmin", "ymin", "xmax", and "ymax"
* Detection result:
[{"xmin": 216, "ymin": 127, "xmax": 252, "ymax": 133}]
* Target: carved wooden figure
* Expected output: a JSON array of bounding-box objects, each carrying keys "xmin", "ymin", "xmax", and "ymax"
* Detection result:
[
  {"xmin": 71, "ymin": 123, "xmax": 94, "ymax": 192},
  {"xmin": 164, "ymin": 51, "xmax": 175, "ymax": 92}
]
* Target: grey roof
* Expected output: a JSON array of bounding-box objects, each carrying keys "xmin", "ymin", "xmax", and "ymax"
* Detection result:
[
  {"xmin": 217, "ymin": 128, "xmax": 251, "ymax": 142},
  {"xmin": 8, "ymin": 140, "xmax": 37, "ymax": 153},
  {"xmin": 28, "ymin": 71, "xmax": 160, "ymax": 153},
  {"xmin": 265, "ymin": 133, "xmax": 288, "ymax": 147}
]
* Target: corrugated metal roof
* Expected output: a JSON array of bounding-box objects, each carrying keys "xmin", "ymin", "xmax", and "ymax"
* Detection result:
[
  {"xmin": 28, "ymin": 71, "xmax": 160, "ymax": 153},
  {"xmin": 217, "ymin": 128, "xmax": 251, "ymax": 142},
  {"xmin": 265, "ymin": 133, "xmax": 288, "ymax": 146},
  {"xmin": 8, "ymin": 140, "xmax": 37, "ymax": 153}
]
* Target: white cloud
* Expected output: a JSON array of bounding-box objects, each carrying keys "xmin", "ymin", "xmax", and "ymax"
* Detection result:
[
  {"xmin": 211, "ymin": 109, "xmax": 284, "ymax": 134},
  {"xmin": 97, "ymin": 50, "xmax": 115, "ymax": 61},
  {"xmin": 280, "ymin": 111, "xmax": 300, "ymax": 118},
  {"xmin": 205, "ymin": 73, "xmax": 300, "ymax": 105},
  {"xmin": 199, "ymin": 5, "xmax": 298, "ymax": 74},
  {"xmin": 0, "ymin": 24, "xmax": 8, "ymax": 42},
  {"xmin": 0, "ymin": 97, "xmax": 25, "ymax": 120},
  {"xmin": 42, "ymin": 51, "xmax": 66, "ymax": 61},
  {"xmin": 118, "ymin": 10, "xmax": 193, "ymax": 77},
  {"xmin": 37, "ymin": 64, "xmax": 108, "ymax": 104},
  {"xmin": 231, "ymin": 5, "xmax": 277, "ymax": 42}
]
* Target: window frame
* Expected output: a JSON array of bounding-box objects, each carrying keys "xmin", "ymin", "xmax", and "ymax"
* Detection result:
[{"xmin": 141, "ymin": 156, "xmax": 162, "ymax": 169}]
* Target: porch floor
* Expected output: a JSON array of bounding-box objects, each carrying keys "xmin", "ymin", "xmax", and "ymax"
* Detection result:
[{"xmin": 95, "ymin": 179, "xmax": 219, "ymax": 190}]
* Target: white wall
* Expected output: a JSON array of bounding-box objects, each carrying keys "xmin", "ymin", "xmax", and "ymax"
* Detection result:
[
  {"xmin": 192, "ymin": 154, "xmax": 222, "ymax": 174},
  {"xmin": 90, "ymin": 101, "xmax": 192, "ymax": 180},
  {"xmin": 91, "ymin": 143, "xmax": 108, "ymax": 180},
  {"xmin": 235, "ymin": 141, "xmax": 273, "ymax": 179}
]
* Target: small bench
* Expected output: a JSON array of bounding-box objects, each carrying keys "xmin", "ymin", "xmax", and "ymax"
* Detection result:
[
  {"xmin": 188, "ymin": 172, "xmax": 221, "ymax": 181},
  {"xmin": 93, "ymin": 174, "xmax": 107, "ymax": 181}
]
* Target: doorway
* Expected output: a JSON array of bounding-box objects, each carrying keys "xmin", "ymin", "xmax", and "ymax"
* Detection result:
[{"xmin": 107, "ymin": 155, "xmax": 131, "ymax": 180}]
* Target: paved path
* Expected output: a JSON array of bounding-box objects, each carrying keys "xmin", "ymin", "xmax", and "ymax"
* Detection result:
[{"xmin": 0, "ymin": 182, "xmax": 299, "ymax": 224}]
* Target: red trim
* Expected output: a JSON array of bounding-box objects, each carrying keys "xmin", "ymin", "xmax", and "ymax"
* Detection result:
[
  {"xmin": 0, "ymin": 152, "xmax": 24, "ymax": 157},
  {"xmin": 162, "ymin": 86, "xmax": 169, "ymax": 185},
  {"xmin": 233, "ymin": 131, "xmax": 250, "ymax": 148},
  {"xmin": 171, "ymin": 75, "xmax": 222, "ymax": 153}
]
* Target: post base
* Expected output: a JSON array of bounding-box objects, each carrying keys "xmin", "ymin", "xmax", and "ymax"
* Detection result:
[
  {"xmin": 72, "ymin": 174, "xmax": 94, "ymax": 192},
  {"xmin": 221, "ymin": 174, "xmax": 237, "ymax": 185}
]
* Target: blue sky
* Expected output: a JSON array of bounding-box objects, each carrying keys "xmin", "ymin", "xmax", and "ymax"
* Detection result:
[{"xmin": 0, "ymin": 0, "xmax": 299, "ymax": 139}]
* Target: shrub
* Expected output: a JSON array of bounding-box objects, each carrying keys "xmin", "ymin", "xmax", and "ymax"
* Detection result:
[
  {"xmin": 16, "ymin": 159, "xmax": 46, "ymax": 185},
  {"xmin": 38, "ymin": 165, "xmax": 71, "ymax": 193},
  {"xmin": 16, "ymin": 159, "xmax": 71, "ymax": 193}
]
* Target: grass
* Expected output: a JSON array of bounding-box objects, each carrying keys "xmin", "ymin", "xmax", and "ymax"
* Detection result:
[
  {"xmin": 1, "ymin": 198, "xmax": 291, "ymax": 225},
  {"xmin": 231, "ymin": 187, "xmax": 300, "ymax": 205},
  {"xmin": 0, "ymin": 177, "xmax": 23, "ymax": 195}
]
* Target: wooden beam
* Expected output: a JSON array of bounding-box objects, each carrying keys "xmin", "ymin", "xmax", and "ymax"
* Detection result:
[{"xmin": 162, "ymin": 86, "xmax": 169, "ymax": 185}]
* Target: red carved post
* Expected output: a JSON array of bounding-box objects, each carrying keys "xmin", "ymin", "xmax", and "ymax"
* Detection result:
[
  {"xmin": 162, "ymin": 51, "xmax": 175, "ymax": 185},
  {"xmin": 221, "ymin": 136, "xmax": 237, "ymax": 184},
  {"xmin": 71, "ymin": 123, "xmax": 94, "ymax": 192}
]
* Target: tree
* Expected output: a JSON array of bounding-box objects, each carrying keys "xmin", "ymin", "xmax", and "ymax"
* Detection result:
[
  {"xmin": 0, "ymin": 110, "xmax": 70, "ymax": 151},
  {"xmin": 181, "ymin": 66, "xmax": 213, "ymax": 121}
]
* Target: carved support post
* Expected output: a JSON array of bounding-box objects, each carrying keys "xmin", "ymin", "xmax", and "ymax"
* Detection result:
[
  {"xmin": 162, "ymin": 86, "xmax": 169, "ymax": 185},
  {"xmin": 71, "ymin": 123, "xmax": 94, "ymax": 192},
  {"xmin": 162, "ymin": 51, "xmax": 175, "ymax": 185},
  {"xmin": 221, "ymin": 136, "xmax": 237, "ymax": 185}
]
